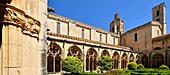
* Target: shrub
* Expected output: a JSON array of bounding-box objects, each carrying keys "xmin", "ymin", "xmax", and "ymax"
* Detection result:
[
  {"xmin": 64, "ymin": 72, "xmax": 102, "ymax": 75},
  {"xmin": 159, "ymin": 65, "xmax": 169, "ymax": 70},
  {"xmin": 137, "ymin": 64, "xmax": 144, "ymax": 69},
  {"xmin": 96, "ymin": 56, "xmax": 113, "ymax": 71},
  {"xmin": 62, "ymin": 56, "xmax": 83, "ymax": 73},
  {"xmin": 128, "ymin": 62, "xmax": 137, "ymax": 70},
  {"xmin": 80, "ymin": 72, "xmax": 102, "ymax": 75}
]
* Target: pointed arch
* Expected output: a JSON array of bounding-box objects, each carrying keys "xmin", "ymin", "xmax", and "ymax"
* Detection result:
[
  {"xmin": 121, "ymin": 53, "xmax": 128, "ymax": 69},
  {"xmin": 152, "ymin": 53, "xmax": 164, "ymax": 68},
  {"xmin": 129, "ymin": 54, "xmax": 134, "ymax": 62},
  {"xmin": 101, "ymin": 50, "xmax": 110, "ymax": 57},
  {"xmin": 67, "ymin": 45, "xmax": 82, "ymax": 60},
  {"xmin": 112, "ymin": 51, "xmax": 120, "ymax": 69},
  {"xmin": 154, "ymin": 47, "xmax": 162, "ymax": 50},
  {"xmin": 47, "ymin": 43, "xmax": 62, "ymax": 72},
  {"xmin": 86, "ymin": 48, "xmax": 98, "ymax": 71},
  {"xmin": 141, "ymin": 55, "xmax": 149, "ymax": 68}
]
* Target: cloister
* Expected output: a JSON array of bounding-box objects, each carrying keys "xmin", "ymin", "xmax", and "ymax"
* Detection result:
[{"xmin": 46, "ymin": 41, "xmax": 138, "ymax": 73}]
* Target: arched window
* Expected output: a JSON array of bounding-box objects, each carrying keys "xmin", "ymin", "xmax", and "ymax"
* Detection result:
[
  {"xmin": 47, "ymin": 43, "xmax": 61, "ymax": 72},
  {"xmin": 121, "ymin": 53, "xmax": 127, "ymax": 69},
  {"xmin": 112, "ymin": 52, "xmax": 120, "ymax": 69},
  {"xmin": 117, "ymin": 26, "xmax": 119, "ymax": 31},
  {"xmin": 100, "ymin": 34, "xmax": 102, "ymax": 42},
  {"xmin": 129, "ymin": 54, "xmax": 134, "ymax": 62},
  {"xmin": 67, "ymin": 46, "xmax": 82, "ymax": 60},
  {"xmin": 157, "ymin": 10, "xmax": 160, "ymax": 17},
  {"xmin": 141, "ymin": 55, "xmax": 149, "ymax": 68},
  {"xmin": 101, "ymin": 50, "xmax": 110, "ymax": 56},
  {"xmin": 134, "ymin": 33, "xmax": 137, "ymax": 42},
  {"xmin": 112, "ymin": 27, "xmax": 115, "ymax": 32},
  {"xmin": 113, "ymin": 38, "xmax": 115, "ymax": 45},
  {"xmin": 56, "ymin": 22, "xmax": 60, "ymax": 33},
  {"xmin": 86, "ymin": 48, "xmax": 98, "ymax": 71},
  {"xmin": 82, "ymin": 29, "xmax": 84, "ymax": 39},
  {"xmin": 152, "ymin": 53, "xmax": 164, "ymax": 68},
  {"xmin": 117, "ymin": 26, "xmax": 119, "ymax": 34}
]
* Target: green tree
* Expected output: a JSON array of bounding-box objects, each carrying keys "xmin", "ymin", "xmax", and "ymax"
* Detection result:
[
  {"xmin": 128, "ymin": 62, "xmax": 137, "ymax": 70},
  {"xmin": 96, "ymin": 56, "xmax": 113, "ymax": 71},
  {"xmin": 62, "ymin": 56, "xmax": 83, "ymax": 73}
]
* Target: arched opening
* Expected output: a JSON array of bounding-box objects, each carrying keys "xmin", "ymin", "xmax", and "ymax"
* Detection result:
[
  {"xmin": 141, "ymin": 55, "xmax": 149, "ymax": 68},
  {"xmin": 47, "ymin": 54, "xmax": 53, "ymax": 72},
  {"xmin": 101, "ymin": 50, "xmax": 110, "ymax": 56},
  {"xmin": 86, "ymin": 48, "xmax": 98, "ymax": 71},
  {"xmin": 154, "ymin": 47, "xmax": 162, "ymax": 50},
  {"xmin": 47, "ymin": 43, "xmax": 62, "ymax": 72},
  {"xmin": 152, "ymin": 53, "xmax": 164, "ymax": 68},
  {"xmin": 67, "ymin": 46, "xmax": 82, "ymax": 60},
  {"xmin": 129, "ymin": 54, "xmax": 134, "ymax": 62},
  {"xmin": 112, "ymin": 52, "xmax": 120, "ymax": 69},
  {"xmin": 136, "ymin": 55, "xmax": 139, "ymax": 64},
  {"xmin": 112, "ymin": 27, "xmax": 115, "ymax": 32},
  {"xmin": 121, "ymin": 53, "xmax": 127, "ymax": 69},
  {"xmin": 168, "ymin": 46, "xmax": 170, "ymax": 49}
]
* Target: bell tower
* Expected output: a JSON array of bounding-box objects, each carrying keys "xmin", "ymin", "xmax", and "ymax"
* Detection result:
[
  {"xmin": 152, "ymin": 2, "xmax": 166, "ymax": 34},
  {"xmin": 110, "ymin": 14, "xmax": 124, "ymax": 34}
]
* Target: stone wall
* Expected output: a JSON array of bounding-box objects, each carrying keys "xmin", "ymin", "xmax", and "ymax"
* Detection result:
[{"xmin": 0, "ymin": 0, "xmax": 47, "ymax": 75}]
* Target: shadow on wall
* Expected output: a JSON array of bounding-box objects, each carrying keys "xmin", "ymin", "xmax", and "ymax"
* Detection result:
[
  {"xmin": 0, "ymin": 0, "xmax": 12, "ymax": 4},
  {"xmin": 0, "ymin": 2, "xmax": 7, "ymax": 48},
  {"xmin": 0, "ymin": 25, "xmax": 2, "ymax": 48}
]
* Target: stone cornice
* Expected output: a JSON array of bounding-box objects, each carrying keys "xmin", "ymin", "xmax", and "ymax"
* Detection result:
[
  {"xmin": 0, "ymin": 4, "xmax": 41, "ymax": 39},
  {"xmin": 47, "ymin": 32, "xmax": 130, "ymax": 51},
  {"xmin": 152, "ymin": 33, "xmax": 170, "ymax": 42}
]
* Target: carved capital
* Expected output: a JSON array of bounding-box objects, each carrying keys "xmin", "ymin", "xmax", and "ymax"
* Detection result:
[{"xmin": 0, "ymin": 4, "xmax": 41, "ymax": 38}]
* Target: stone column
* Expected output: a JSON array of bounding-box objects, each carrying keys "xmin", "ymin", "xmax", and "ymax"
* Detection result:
[
  {"xmin": 118, "ymin": 57, "xmax": 121, "ymax": 69},
  {"xmin": 83, "ymin": 44, "xmax": 86, "ymax": 72},
  {"xmin": 37, "ymin": 0, "xmax": 48, "ymax": 74},
  {"xmin": 126, "ymin": 56, "xmax": 129, "ymax": 69}
]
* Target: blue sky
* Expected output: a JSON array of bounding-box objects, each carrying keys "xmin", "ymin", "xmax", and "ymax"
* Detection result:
[{"xmin": 48, "ymin": 0, "xmax": 170, "ymax": 33}]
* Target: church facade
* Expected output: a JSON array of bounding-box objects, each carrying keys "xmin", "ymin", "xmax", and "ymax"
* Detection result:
[{"xmin": 0, "ymin": 0, "xmax": 169, "ymax": 75}]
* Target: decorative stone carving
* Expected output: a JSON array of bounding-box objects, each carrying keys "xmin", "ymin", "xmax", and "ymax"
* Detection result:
[{"xmin": 1, "ymin": 4, "xmax": 41, "ymax": 38}]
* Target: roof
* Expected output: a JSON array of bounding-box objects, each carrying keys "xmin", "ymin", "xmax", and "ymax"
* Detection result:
[{"xmin": 122, "ymin": 21, "xmax": 161, "ymax": 35}]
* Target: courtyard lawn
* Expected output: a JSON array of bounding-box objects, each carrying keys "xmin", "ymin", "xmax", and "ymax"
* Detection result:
[{"xmin": 108, "ymin": 68, "xmax": 170, "ymax": 75}]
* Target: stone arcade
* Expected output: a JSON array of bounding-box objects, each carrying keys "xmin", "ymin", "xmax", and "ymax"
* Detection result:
[{"xmin": 0, "ymin": 0, "xmax": 170, "ymax": 75}]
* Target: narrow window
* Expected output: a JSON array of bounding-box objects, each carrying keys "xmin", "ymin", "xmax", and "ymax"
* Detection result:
[
  {"xmin": 56, "ymin": 22, "xmax": 60, "ymax": 33},
  {"xmin": 156, "ymin": 18, "xmax": 160, "ymax": 22},
  {"xmin": 134, "ymin": 33, "xmax": 137, "ymax": 42},
  {"xmin": 157, "ymin": 10, "xmax": 160, "ymax": 17},
  {"xmin": 100, "ymin": 34, "xmax": 102, "ymax": 42},
  {"xmin": 157, "ymin": 30, "xmax": 159, "ymax": 35},
  {"xmin": 82, "ymin": 29, "xmax": 84, "ymax": 39},
  {"xmin": 117, "ymin": 26, "xmax": 119, "ymax": 34},
  {"xmin": 113, "ymin": 38, "xmax": 115, "ymax": 45},
  {"xmin": 112, "ymin": 27, "xmax": 115, "ymax": 32}
]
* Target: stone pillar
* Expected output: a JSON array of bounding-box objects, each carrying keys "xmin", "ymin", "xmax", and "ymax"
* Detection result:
[
  {"xmin": 83, "ymin": 44, "xmax": 86, "ymax": 72},
  {"xmin": 37, "ymin": 0, "xmax": 48, "ymax": 74},
  {"xmin": 126, "ymin": 56, "xmax": 129, "ymax": 69},
  {"xmin": 118, "ymin": 58, "xmax": 121, "ymax": 69}
]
